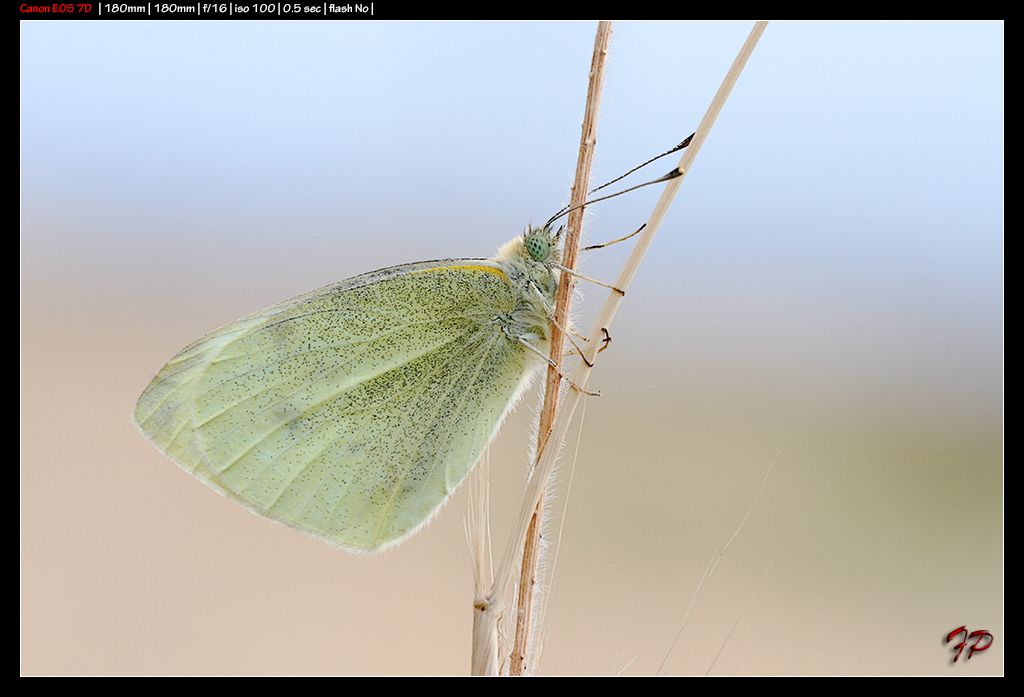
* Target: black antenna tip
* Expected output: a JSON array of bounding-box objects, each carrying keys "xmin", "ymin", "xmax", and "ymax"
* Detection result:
[{"xmin": 662, "ymin": 166, "xmax": 684, "ymax": 181}]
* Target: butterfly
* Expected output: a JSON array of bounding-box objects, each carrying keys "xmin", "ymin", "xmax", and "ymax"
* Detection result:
[
  {"xmin": 134, "ymin": 137, "xmax": 689, "ymax": 553},
  {"xmin": 134, "ymin": 226, "xmax": 570, "ymax": 553}
]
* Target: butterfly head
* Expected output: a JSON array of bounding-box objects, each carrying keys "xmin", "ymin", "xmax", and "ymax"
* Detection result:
[{"xmin": 522, "ymin": 224, "xmax": 565, "ymax": 265}]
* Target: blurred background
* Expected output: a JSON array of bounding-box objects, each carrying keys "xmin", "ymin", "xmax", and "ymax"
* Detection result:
[{"xmin": 21, "ymin": 20, "xmax": 1002, "ymax": 675}]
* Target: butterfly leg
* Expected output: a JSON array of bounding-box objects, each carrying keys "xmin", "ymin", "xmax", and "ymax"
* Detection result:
[
  {"xmin": 549, "ymin": 263, "xmax": 625, "ymax": 296},
  {"xmin": 529, "ymin": 284, "xmax": 595, "ymax": 367},
  {"xmin": 515, "ymin": 336, "xmax": 600, "ymax": 397},
  {"xmin": 569, "ymin": 329, "xmax": 606, "ymax": 356},
  {"xmin": 565, "ymin": 329, "xmax": 611, "ymax": 357}
]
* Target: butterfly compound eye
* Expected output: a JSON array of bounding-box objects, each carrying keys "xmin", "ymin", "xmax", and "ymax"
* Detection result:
[{"xmin": 525, "ymin": 232, "xmax": 550, "ymax": 262}]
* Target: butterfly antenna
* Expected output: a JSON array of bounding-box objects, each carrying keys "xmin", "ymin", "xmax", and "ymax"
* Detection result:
[
  {"xmin": 547, "ymin": 133, "xmax": 694, "ymax": 221},
  {"xmin": 544, "ymin": 166, "xmax": 684, "ymax": 229},
  {"xmin": 588, "ymin": 133, "xmax": 693, "ymax": 197}
]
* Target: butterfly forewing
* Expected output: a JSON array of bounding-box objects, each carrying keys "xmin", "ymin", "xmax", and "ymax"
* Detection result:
[{"xmin": 134, "ymin": 260, "xmax": 537, "ymax": 552}]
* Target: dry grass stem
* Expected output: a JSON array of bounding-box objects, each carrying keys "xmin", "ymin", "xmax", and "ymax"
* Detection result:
[
  {"xmin": 529, "ymin": 397, "xmax": 590, "ymax": 674},
  {"xmin": 493, "ymin": 15, "xmax": 768, "ymax": 616},
  {"xmin": 468, "ymin": 450, "xmax": 500, "ymax": 675},
  {"xmin": 475, "ymin": 19, "xmax": 768, "ymax": 676},
  {"xmin": 509, "ymin": 19, "xmax": 613, "ymax": 676}
]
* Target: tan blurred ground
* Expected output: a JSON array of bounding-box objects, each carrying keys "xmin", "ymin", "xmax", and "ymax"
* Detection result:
[{"xmin": 21, "ymin": 260, "xmax": 1002, "ymax": 674}]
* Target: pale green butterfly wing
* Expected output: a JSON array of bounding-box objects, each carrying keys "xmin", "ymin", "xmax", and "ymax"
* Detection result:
[{"xmin": 134, "ymin": 260, "xmax": 538, "ymax": 552}]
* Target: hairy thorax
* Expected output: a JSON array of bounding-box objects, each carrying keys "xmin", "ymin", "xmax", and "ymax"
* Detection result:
[{"xmin": 494, "ymin": 235, "xmax": 561, "ymax": 350}]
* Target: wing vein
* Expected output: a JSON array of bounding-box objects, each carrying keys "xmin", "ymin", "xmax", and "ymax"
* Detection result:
[{"xmin": 369, "ymin": 330, "xmax": 502, "ymax": 545}]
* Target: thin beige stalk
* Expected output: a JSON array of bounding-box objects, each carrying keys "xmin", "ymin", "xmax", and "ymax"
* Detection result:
[
  {"xmin": 509, "ymin": 20, "xmax": 613, "ymax": 677},
  {"xmin": 704, "ymin": 561, "xmax": 774, "ymax": 676},
  {"xmin": 468, "ymin": 448, "xmax": 501, "ymax": 675},
  {"xmin": 658, "ymin": 453, "xmax": 777, "ymax": 673},
  {"xmin": 490, "ymin": 18, "xmax": 770, "ymax": 639},
  {"xmin": 471, "ymin": 600, "xmax": 501, "ymax": 676}
]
